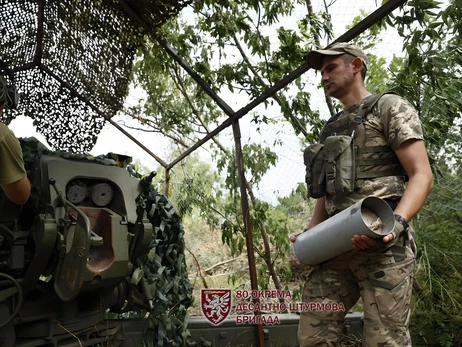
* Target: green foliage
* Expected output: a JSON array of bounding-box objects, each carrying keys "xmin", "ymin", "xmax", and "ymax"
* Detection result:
[
  {"xmin": 346, "ymin": 9, "xmax": 401, "ymax": 96},
  {"xmin": 242, "ymin": 143, "xmax": 278, "ymax": 186},
  {"xmin": 163, "ymin": 155, "xmax": 223, "ymax": 224},
  {"xmin": 410, "ymin": 165, "xmax": 462, "ymax": 346},
  {"xmin": 389, "ymin": 0, "xmax": 462, "ymax": 164},
  {"xmin": 132, "ymin": 0, "xmax": 332, "ymax": 140},
  {"xmin": 251, "ymin": 184, "xmax": 312, "ymax": 289}
]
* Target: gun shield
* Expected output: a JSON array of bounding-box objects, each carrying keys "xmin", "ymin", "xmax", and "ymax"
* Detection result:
[{"xmin": 292, "ymin": 196, "xmax": 395, "ymax": 266}]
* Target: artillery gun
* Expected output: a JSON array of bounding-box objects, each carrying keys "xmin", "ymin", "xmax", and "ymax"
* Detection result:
[{"xmin": 0, "ymin": 141, "xmax": 190, "ymax": 347}]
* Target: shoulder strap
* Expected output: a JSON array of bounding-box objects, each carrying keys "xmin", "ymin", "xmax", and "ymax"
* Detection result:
[
  {"xmin": 354, "ymin": 92, "xmax": 396, "ymax": 124},
  {"xmin": 320, "ymin": 92, "xmax": 396, "ymax": 142}
]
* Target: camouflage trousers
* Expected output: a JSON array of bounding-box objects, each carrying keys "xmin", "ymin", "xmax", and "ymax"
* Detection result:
[{"xmin": 298, "ymin": 229, "xmax": 416, "ymax": 347}]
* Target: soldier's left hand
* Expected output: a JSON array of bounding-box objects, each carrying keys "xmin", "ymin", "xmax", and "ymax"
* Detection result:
[
  {"xmin": 352, "ymin": 218, "xmax": 407, "ymax": 251},
  {"xmin": 387, "ymin": 218, "xmax": 406, "ymax": 241}
]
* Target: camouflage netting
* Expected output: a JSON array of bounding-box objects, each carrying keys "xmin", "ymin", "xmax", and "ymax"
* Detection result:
[{"xmin": 0, "ymin": 0, "xmax": 191, "ymax": 152}]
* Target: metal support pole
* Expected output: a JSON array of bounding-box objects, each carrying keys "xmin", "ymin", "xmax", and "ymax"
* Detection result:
[{"xmin": 232, "ymin": 120, "xmax": 265, "ymax": 347}]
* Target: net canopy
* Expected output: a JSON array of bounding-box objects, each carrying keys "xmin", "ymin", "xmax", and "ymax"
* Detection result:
[{"xmin": 0, "ymin": 0, "xmax": 190, "ymax": 152}]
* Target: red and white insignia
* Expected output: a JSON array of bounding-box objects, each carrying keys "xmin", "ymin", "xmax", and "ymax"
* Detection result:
[{"xmin": 201, "ymin": 289, "xmax": 231, "ymax": 325}]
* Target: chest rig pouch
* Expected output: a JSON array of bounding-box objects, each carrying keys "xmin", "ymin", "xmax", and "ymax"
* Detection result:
[
  {"xmin": 303, "ymin": 144, "xmax": 326, "ymax": 198},
  {"xmin": 304, "ymin": 124, "xmax": 356, "ymax": 198},
  {"xmin": 323, "ymin": 133, "xmax": 356, "ymax": 195},
  {"xmin": 305, "ymin": 93, "xmax": 404, "ymax": 198}
]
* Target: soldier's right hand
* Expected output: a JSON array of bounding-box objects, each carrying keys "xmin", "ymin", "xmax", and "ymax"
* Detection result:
[{"xmin": 289, "ymin": 233, "xmax": 321, "ymax": 271}]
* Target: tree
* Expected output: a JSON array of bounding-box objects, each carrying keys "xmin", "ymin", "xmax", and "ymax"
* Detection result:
[
  {"xmin": 389, "ymin": 0, "xmax": 462, "ymax": 164},
  {"xmin": 128, "ymin": 0, "xmax": 334, "ymax": 292}
]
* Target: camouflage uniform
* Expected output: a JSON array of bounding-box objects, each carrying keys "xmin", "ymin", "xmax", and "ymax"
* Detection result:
[{"xmin": 298, "ymin": 94, "xmax": 423, "ymax": 347}]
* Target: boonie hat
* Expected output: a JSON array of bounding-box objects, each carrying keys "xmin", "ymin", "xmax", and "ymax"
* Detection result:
[{"xmin": 307, "ymin": 42, "xmax": 368, "ymax": 71}]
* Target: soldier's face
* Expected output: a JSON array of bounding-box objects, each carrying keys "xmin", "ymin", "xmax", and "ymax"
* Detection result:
[{"xmin": 320, "ymin": 55, "xmax": 355, "ymax": 99}]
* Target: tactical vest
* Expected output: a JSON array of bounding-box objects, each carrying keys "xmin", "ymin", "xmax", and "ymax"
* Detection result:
[{"xmin": 304, "ymin": 92, "xmax": 407, "ymax": 198}]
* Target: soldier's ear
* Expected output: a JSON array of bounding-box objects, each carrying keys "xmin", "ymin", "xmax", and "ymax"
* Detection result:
[{"xmin": 352, "ymin": 57, "xmax": 364, "ymax": 75}]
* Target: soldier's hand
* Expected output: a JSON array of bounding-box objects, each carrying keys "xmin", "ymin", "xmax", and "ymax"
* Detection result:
[
  {"xmin": 289, "ymin": 233, "xmax": 321, "ymax": 271},
  {"xmin": 353, "ymin": 218, "xmax": 406, "ymax": 252},
  {"xmin": 386, "ymin": 217, "xmax": 407, "ymax": 242},
  {"xmin": 351, "ymin": 234, "xmax": 377, "ymax": 251},
  {"xmin": 382, "ymin": 233, "xmax": 395, "ymax": 243},
  {"xmin": 377, "ymin": 218, "xmax": 406, "ymax": 244}
]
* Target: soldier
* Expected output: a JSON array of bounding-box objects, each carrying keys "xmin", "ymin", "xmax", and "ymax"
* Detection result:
[
  {"xmin": 0, "ymin": 74, "xmax": 30, "ymax": 205},
  {"xmin": 291, "ymin": 43, "xmax": 433, "ymax": 346}
]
